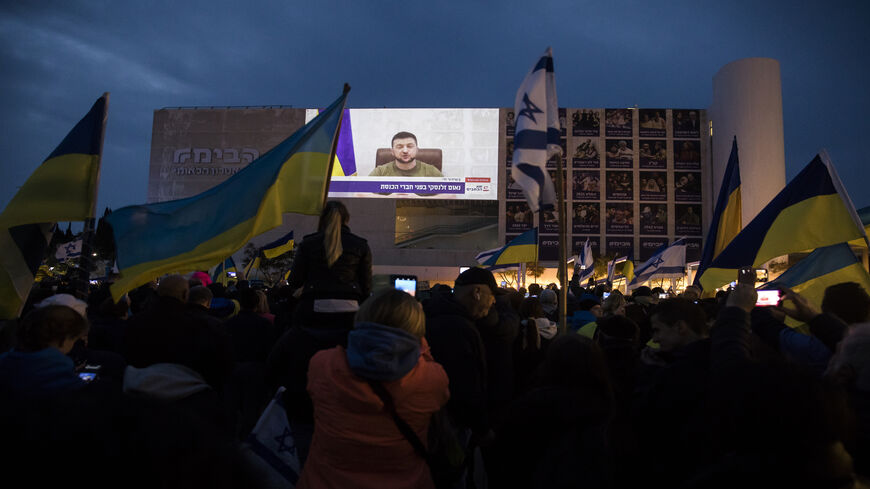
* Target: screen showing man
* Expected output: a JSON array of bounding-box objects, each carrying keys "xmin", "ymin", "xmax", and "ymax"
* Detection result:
[{"xmin": 369, "ymin": 132, "xmax": 443, "ymax": 177}]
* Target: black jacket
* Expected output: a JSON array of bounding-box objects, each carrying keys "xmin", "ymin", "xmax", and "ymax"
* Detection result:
[
  {"xmin": 288, "ymin": 225, "xmax": 372, "ymax": 300},
  {"xmin": 424, "ymin": 291, "xmax": 489, "ymax": 435}
]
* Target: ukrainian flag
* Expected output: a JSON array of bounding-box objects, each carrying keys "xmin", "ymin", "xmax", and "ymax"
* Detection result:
[
  {"xmin": 0, "ymin": 94, "xmax": 108, "ymax": 319},
  {"xmin": 479, "ymin": 228, "xmax": 539, "ymax": 266},
  {"xmin": 261, "ymin": 230, "xmax": 294, "ymax": 259},
  {"xmin": 761, "ymin": 243, "xmax": 870, "ymax": 326},
  {"xmin": 107, "ymin": 90, "xmax": 348, "ymax": 301},
  {"xmin": 211, "ymin": 256, "xmax": 238, "ymax": 285},
  {"xmin": 695, "ymin": 137, "xmax": 741, "ymax": 288},
  {"xmin": 698, "ymin": 152, "xmax": 866, "ymax": 291}
]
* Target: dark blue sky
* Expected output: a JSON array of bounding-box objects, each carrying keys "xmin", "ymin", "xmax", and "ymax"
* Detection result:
[{"xmin": 1, "ymin": 0, "xmax": 868, "ymax": 212}]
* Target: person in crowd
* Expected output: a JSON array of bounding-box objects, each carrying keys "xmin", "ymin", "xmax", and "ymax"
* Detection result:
[
  {"xmin": 514, "ymin": 297, "xmax": 557, "ymax": 394},
  {"xmin": 269, "ymin": 201, "xmax": 373, "ymax": 461},
  {"xmin": 601, "ymin": 289, "xmax": 627, "ymax": 317},
  {"xmin": 489, "ymin": 334, "xmax": 616, "ymax": 488},
  {"xmin": 87, "ymin": 293, "xmax": 131, "ymax": 355},
  {"xmin": 288, "ymin": 200, "xmax": 372, "ymax": 329},
  {"xmin": 187, "ymin": 285, "xmax": 222, "ymax": 328},
  {"xmin": 538, "ymin": 288, "xmax": 558, "ymax": 322},
  {"xmin": 123, "ymin": 275, "xmax": 234, "ymax": 415},
  {"xmin": 0, "ymin": 295, "xmax": 89, "ymax": 399},
  {"xmin": 424, "ymin": 267, "xmax": 498, "ymax": 479},
  {"xmin": 297, "ymin": 288, "xmax": 449, "ymax": 489},
  {"xmin": 223, "ymin": 288, "xmax": 276, "ymax": 363},
  {"xmin": 570, "ymin": 293, "xmax": 602, "ymax": 336},
  {"xmin": 254, "ymin": 289, "xmax": 275, "ymax": 324}
]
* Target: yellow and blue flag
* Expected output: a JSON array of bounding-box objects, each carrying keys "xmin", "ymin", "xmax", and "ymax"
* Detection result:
[
  {"xmin": 695, "ymin": 137, "xmax": 741, "ymax": 288},
  {"xmin": 261, "ymin": 230, "xmax": 294, "ymax": 259},
  {"xmin": 107, "ymin": 90, "xmax": 348, "ymax": 301},
  {"xmin": 476, "ymin": 228, "xmax": 538, "ymax": 266},
  {"xmin": 761, "ymin": 243, "xmax": 870, "ymax": 320},
  {"xmin": 0, "ymin": 94, "xmax": 108, "ymax": 319},
  {"xmin": 211, "ymin": 256, "xmax": 238, "ymax": 285},
  {"xmin": 698, "ymin": 152, "xmax": 866, "ymax": 291}
]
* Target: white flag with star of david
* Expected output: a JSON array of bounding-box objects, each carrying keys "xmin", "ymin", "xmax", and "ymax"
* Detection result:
[
  {"xmin": 511, "ymin": 47, "xmax": 561, "ymax": 213},
  {"xmin": 243, "ymin": 386, "xmax": 300, "ymax": 488}
]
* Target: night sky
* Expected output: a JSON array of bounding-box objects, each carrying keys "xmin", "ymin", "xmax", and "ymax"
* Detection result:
[{"xmin": 1, "ymin": 0, "xmax": 868, "ymax": 213}]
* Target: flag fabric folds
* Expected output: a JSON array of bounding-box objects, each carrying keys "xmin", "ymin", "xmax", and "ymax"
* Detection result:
[
  {"xmin": 623, "ymin": 260, "xmax": 634, "ymax": 285},
  {"xmin": 211, "ymin": 256, "xmax": 238, "ymax": 285},
  {"xmin": 629, "ymin": 238, "xmax": 687, "ymax": 288},
  {"xmin": 695, "ymin": 137, "xmax": 741, "ymax": 287},
  {"xmin": 762, "ymin": 243, "xmax": 870, "ymax": 317},
  {"xmin": 571, "ymin": 238, "xmax": 594, "ymax": 284},
  {"xmin": 55, "ymin": 239, "xmax": 83, "ymax": 261},
  {"xmin": 107, "ymin": 91, "xmax": 347, "ymax": 301},
  {"xmin": 261, "ymin": 230, "xmax": 295, "ymax": 259},
  {"xmin": 0, "ymin": 94, "xmax": 108, "ymax": 319},
  {"xmin": 243, "ymin": 386, "xmax": 301, "ymax": 487},
  {"xmin": 511, "ymin": 48, "xmax": 561, "ymax": 213},
  {"xmin": 697, "ymin": 152, "xmax": 866, "ymax": 291},
  {"xmin": 477, "ymin": 228, "xmax": 538, "ymax": 266}
]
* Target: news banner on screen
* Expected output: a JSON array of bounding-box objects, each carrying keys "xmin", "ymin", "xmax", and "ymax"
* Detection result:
[{"xmin": 305, "ymin": 108, "xmax": 499, "ymax": 200}]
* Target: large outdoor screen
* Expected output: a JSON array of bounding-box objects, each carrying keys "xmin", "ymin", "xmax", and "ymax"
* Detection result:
[{"xmin": 306, "ymin": 108, "xmax": 499, "ymax": 200}]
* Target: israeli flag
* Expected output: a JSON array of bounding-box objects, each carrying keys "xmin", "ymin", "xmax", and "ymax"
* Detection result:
[
  {"xmin": 629, "ymin": 238, "xmax": 687, "ymax": 288},
  {"xmin": 55, "ymin": 239, "xmax": 82, "ymax": 261},
  {"xmin": 512, "ymin": 48, "xmax": 561, "ymax": 213},
  {"xmin": 572, "ymin": 238, "xmax": 594, "ymax": 284},
  {"xmin": 243, "ymin": 387, "xmax": 300, "ymax": 487}
]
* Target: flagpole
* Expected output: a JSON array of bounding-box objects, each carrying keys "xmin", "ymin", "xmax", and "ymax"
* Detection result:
[
  {"xmin": 322, "ymin": 84, "xmax": 351, "ymax": 209},
  {"xmin": 555, "ymin": 155, "xmax": 568, "ymax": 334}
]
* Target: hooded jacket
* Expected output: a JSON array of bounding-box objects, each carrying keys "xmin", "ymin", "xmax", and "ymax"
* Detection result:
[
  {"xmin": 0, "ymin": 348, "xmax": 84, "ymax": 400},
  {"xmin": 298, "ymin": 322, "xmax": 449, "ymax": 489}
]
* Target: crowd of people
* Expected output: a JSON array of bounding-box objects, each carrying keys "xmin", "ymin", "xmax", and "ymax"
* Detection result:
[{"xmin": 2, "ymin": 201, "xmax": 870, "ymax": 488}]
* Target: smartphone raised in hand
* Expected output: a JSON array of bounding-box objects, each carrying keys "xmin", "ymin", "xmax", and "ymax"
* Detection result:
[{"xmin": 738, "ymin": 266, "xmax": 755, "ymax": 285}]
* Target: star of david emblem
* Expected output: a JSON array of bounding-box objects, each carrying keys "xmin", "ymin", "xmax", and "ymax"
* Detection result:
[
  {"xmin": 518, "ymin": 93, "xmax": 543, "ymax": 123},
  {"xmin": 274, "ymin": 427, "xmax": 296, "ymax": 456},
  {"xmin": 64, "ymin": 243, "xmax": 77, "ymax": 253},
  {"xmin": 651, "ymin": 256, "xmax": 665, "ymax": 268}
]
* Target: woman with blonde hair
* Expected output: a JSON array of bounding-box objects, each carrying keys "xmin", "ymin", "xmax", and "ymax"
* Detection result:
[
  {"xmin": 297, "ymin": 288, "xmax": 449, "ymax": 489},
  {"xmin": 288, "ymin": 200, "xmax": 372, "ymax": 328}
]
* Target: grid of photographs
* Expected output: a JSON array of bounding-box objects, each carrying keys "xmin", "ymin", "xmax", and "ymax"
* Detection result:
[{"xmin": 504, "ymin": 107, "xmax": 705, "ymax": 262}]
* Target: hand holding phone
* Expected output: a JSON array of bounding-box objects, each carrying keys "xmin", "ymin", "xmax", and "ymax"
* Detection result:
[
  {"xmin": 755, "ymin": 290, "xmax": 781, "ymax": 307},
  {"xmin": 738, "ymin": 266, "xmax": 755, "ymax": 285}
]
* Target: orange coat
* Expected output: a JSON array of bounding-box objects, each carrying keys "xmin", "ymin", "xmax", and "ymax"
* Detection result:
[{"xmin": 297, "ymin": 338, "xmax": 449, "ymax": 489}]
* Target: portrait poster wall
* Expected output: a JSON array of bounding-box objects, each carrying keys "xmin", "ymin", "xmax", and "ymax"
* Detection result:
[
  {"xmin": 506, "ymin": 170, "xmax": 524, "ymax": 200},
  {"xmin": 674, "ymin": 171, "xmax": 702, "ymax": 202},
  {"xmin": 675, "ymin": 204, "xmax": 703, "ymax": 236},
  {"xmin": 506, "ymin": 202, "xmax": 534, "ymax": 233},
  {"xmin": 674, "ymin": 140, "xmax": 702, "ymax": 170},
  {"xmin": 638, "ymin": 140, "xmax": 667, "ymax": 169},
  {"xmin": 605, "ymin": 139, "xmax": 633, "ymax": 168},
  {"xmin": 639, "ymin": 204, "xmax": 667, "ymax": 235},
  {"xmin": 573, "ymin": 236, "xmax": 601, "ymax": 257},
  {"xmin": 606, "ymin": 237, "xmax": 634, "ymax": 258},
  {"xmin": 686, "ymin": 238, "xmax": 702, "ymax": 262},
  {"xmin": 605, "ymin": 203, "xmax": 634, "ymax": 234},
  {"xmin": 505, "ymin": 110, "xmax": 516, "ymax": 137},
  {"xmin": 548, "ymin": 169, "xmax": 567, "ymax": 196},
  {"xmin": 505, "ymin": 139, "xmax": 514, "ymax": 167},
  {"xmin": 639, "ymin": 171, "xmax": 667, "ymax": 201},
  {"xmin": 605, "ymin": 109, "xmax": 632, "ymax": 137},
  {"xmin": 559, "ymin": 108, "xmax": 567, "ymax": 137},
  {"xmin": 541, "ymin": 209, "xmax": 559, "ymax": 234},
  {"xmin": 638, "ymin": 109, "xmax": 667, "ymax": 138},
  {"xmin": 673, "ymin": 109, "xmax": 701, "ymax": 138},
  {"xmin": 573, "ymin": 171, "xmax": 601, "ymax": 200},
  {"xmin": 605, "ymin": 171, "xmax": 633, "ymax": 200},
  {"xmin": 572, "ymin": 109, "xmax": 600, "ymax": 137},
  {"xmin": 573, "ymin": 202, "xmax": 601, "ymax": 234},
  {"xmin": 539, "ymin": 236, "xmax": 560, "ymax": 261},
  {"xmin": 639, "ymin": 238, "xmax": 669, "ymax": 262},
  {"xmin": 572, "ymin": 138, "xmax": 600, "ymax": 168}
]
